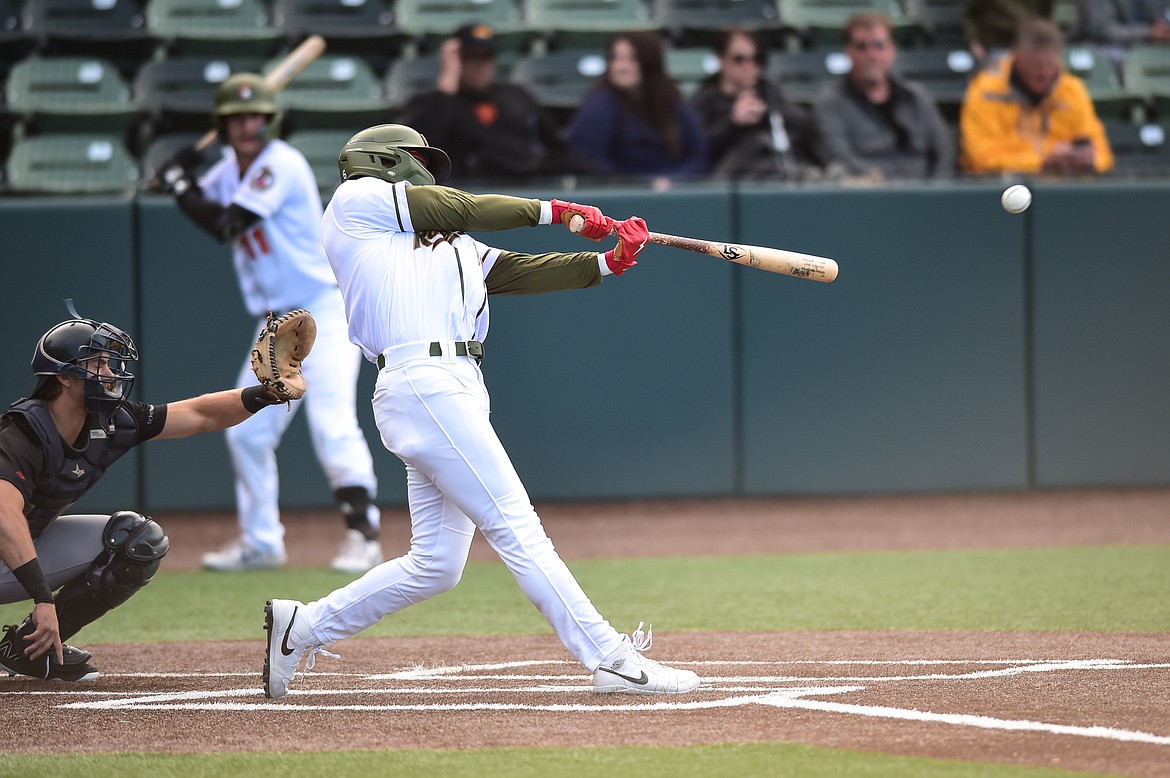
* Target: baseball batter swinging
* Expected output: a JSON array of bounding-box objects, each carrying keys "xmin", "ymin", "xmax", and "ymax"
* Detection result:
[
  {"xmin": 156, "ymin": 74, "xmax": 382, "ymax": 573},
  {"xmin": 263, "ymin": 124, "xmax": 700, "ymax": 698}
]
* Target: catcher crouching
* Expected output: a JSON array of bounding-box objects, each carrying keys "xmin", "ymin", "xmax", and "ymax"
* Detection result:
[{"xmin": 0, "ymin": 303, "xmax": 310, "ymax": 680}]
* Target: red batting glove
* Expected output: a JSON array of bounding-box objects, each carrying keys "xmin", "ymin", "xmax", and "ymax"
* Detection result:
[
  {"xmin": 551, "ymin": 199, "xmax": 612, "ymax": 241},
  {"xmin": 603, "ymin": 217, "xmax": 648, "ymax": 275}
]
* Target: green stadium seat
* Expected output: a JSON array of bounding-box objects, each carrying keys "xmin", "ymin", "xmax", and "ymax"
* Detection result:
[
  {"xmin": 270, "ymin": 0, "xmax": 403, "ymax": 66},
  {"xmin": 393, "ymin": 0, "xmax": 525, "ymax": 51},
  {"xmin": 383, "ymin": 54, "xmax": 439, "ymax": 109},
  {"xmin": 777, "ymin": 0, "xmax": 912, "ymax": 48},
  {"xmin": 1102, "ymin": 118, "xmax": 1170, "ymax": 175},
  {"xmin": 894, "ymin": 46, "xmax": 977, "ymax": 122},
  {"xmin": 766, "ymin": 48, "xmax": 851, "ymax": 105},
  {"xmin": 522, "ymin": 0, "xmax": 653, "ymax": 50},
  {"xmin": 23, "ymin": 0, "xmax": 147, "ymax": 44},
  {"xmin": 285, "ymin": 127, "xmax": 352, "ymax": 194},
  {"xmin": 1063, "ymin": 45, "xmax": 1128, "ymax": 120},
  {"xmin": 133, "ymin": 56, "xmax": 264, "ymax": 136},
  {"xmin": 6, "ymin": 133, "xmax": 140, "ymax": 193},
  {"xmin": 1122, "ymin": 45, "xmax": 1170, "ymax": 121},
  {"xmin": 146, "ymin": 0, "xmax": 283, "ymax": 57},
  {"xmin": 265, "ymin": 53, "xmax": 390, "ymax": 129},
  {"xmin": 507, "ymin": 49, "xmax": 605, "ymax": 110},
  {"xmin": 652, "ymin": 0, "xmax": 779, "ymax": 45},
  {"xmin": 5, "ymin": 56, "xmax": 137, "ymax": 134},
  {"xmin": 901, "ymin": 0, "xmax": 965, "ymax": 46},
  {"xmin": 665, "ymin": 46, "xmax": 719, "ymax": 97}
]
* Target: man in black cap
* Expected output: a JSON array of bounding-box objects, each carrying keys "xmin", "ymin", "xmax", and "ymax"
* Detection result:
[{"xmin": 400, "ymin": 23, "xmax": 589, "ymax": 183}]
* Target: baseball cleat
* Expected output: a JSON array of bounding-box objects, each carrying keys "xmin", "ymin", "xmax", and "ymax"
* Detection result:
[
  {"xmin": 330, "ymin": 529, "xmax": 383, "ymax": 574},
  {"xmin": 203, "ymin": 539, "xmax": 286, "ymax": 571},
  {"xmin": 593, "ymin": 631, "xmax": 700, "ymax": 695},
  {"xmin": 263, "ymin": 599, "xmax": 337, "ymax": 699},
  {"xmin": 0, "ymin": 623, "xmax": 100, "ymax": 682}
]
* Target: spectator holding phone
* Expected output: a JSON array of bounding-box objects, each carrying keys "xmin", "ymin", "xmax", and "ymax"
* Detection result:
[{"xmin": 960, "ymin": 17, "xmax": 1114, "ymax": 174}]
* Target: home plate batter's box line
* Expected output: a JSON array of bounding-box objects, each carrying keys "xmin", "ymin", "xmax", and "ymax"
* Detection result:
[{"xmin": 48, "ymin": 658, "xmax": 1170, "ymax": 747}]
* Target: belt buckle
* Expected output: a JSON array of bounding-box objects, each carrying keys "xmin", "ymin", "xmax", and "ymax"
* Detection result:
[{"xmin": 466, "ymin": 341, "xmax": 484, "ymax": 358}]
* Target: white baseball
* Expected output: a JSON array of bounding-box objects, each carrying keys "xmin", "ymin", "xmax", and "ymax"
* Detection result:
[
  {"xmin": 1001, "ymin": 184, "xmax": 1032, "ymax": 214},
  {"xmin": 569, "ymin": 213, "xmax": 585, "ymax": 233}
]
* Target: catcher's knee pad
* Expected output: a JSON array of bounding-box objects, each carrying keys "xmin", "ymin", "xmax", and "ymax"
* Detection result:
[{"xmin": 53, "ymin": 511, "xmax": 169, "ymax": 640}]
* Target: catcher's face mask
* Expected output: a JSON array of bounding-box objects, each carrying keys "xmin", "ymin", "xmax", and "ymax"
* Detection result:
[{"xmin": 34, "ymin": 317, "xmax": 138, "ymax": 416}]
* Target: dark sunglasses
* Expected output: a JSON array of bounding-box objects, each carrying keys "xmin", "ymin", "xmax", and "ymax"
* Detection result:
[
  {"xmin": 848, "ymin": 39, "xmax": 890, "ymax": 51},
  {"xmin": 727, "ymin": 53, "xmax": 763, "ymax": 65}
]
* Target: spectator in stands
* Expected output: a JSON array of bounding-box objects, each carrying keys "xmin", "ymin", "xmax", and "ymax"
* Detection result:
[
  {"xmin": 690, "ymin": 27, "xmax": 821, "ymax": 182},
  {"xmin": 961, "ymin": 18, "xmax": 1114, "ymax": 174},
  {"xmin": 1077, "ymin": 0, "xmax": 1170, "ymax": 73},
  {"xmin": 399, "ymin": 23, "xmax": 587, "ymax": 184},
  {"xmin": 813, "ymin": 12, "xmax": 955, "ymax": 181},
  {"xmin": 567, "ymin": 30, "xmax": 708, "ymax": 190},
  {"xmin": 964, "ymin": 0, "xmax": 1054, "ymax": 66}
]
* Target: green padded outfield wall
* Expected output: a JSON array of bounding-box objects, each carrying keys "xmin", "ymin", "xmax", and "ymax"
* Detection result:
[
  {"xmin": 737, "ymin": 184, "xmax": 1030, "ymax": 494},
  {"xmin": 0, "ymin": 198, "xmax": 138, "ymax": 514},
  {"xmin": 2, "ymin": 182, "xmax": 1167, "ymax": 511}
]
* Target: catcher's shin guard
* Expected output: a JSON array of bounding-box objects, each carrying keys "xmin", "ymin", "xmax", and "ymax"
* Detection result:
[{"xmin": 53, "ymin": 511, "xmax": 169, "ymax": 641}]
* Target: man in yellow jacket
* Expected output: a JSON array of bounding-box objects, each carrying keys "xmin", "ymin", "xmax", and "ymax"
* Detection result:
[{"xmin": 961, "ymin": 18, "xmax": 1113, "ymax": 174}]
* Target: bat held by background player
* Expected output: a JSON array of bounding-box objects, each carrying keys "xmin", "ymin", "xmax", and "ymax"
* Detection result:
[{"xmin": 569, "ymin": 214, "xmax": 838, "ymax": 283}]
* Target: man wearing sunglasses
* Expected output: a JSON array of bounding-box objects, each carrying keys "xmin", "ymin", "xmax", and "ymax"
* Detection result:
[{"xmin": 813, "ymin": 11, "xmax": 955, "ymax": 181}]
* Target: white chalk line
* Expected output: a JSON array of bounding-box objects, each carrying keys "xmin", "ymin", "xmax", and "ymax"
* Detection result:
[{"xmin": 39, "ymin": 656, "xmax": 1170, "ymax": 748}]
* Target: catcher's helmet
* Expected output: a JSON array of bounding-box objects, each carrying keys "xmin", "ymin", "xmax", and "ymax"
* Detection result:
[
  {"xmin": 33, "ymin": 317, "xmax": 138, "ymax": 415},
  {"xmin": 213, "ymin": 73, "xmax": 281, "ymax": 143},
  {"xmin": 338, "ymin": 124, "xmax": 451, "ymax": 187}
]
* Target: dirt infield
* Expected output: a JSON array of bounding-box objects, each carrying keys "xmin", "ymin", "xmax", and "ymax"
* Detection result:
[{"xmin": 1, "ymin": 489, "xmax": 1168, "ymax": 775}]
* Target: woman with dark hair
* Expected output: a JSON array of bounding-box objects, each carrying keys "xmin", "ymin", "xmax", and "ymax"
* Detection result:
[
  {"xmin": 567, "ymin": 31, "xmax": 708, "ymax": 188},
  {"xmin": 691, "ymin": 27, "xmax": 821, "ymax": 181}
]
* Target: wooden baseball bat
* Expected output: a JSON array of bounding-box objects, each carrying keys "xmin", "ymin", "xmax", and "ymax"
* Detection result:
[{"xmin": 570, "ymin": 214, "xmax": 838, "ymax": 283}]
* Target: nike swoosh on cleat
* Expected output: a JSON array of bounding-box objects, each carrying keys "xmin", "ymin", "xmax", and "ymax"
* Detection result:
[
  {"xmin": 597, "ymin": 666, "xmax": 649, "ymax": 685},
  {"xmin": 280, "ymin": 606, "xmax": 298, "ymax": 656}
]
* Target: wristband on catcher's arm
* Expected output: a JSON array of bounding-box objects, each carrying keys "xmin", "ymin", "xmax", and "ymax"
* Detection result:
[
  {"xmin": 12, "ymin": 558, "xmax": 54, "ymax": 604},
  {"xmin": 241, "ymin": 384, "xmax": 282, "ymax": 413}
]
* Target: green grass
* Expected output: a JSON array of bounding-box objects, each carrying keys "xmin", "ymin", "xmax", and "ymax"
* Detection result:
[
  {"xmin": 3, "ymin": 545, "xmax": 1166, "ymax": 644},
  {"xmin": 0, "ymin": 741, "xmax": 1132, "ymax": 778}
]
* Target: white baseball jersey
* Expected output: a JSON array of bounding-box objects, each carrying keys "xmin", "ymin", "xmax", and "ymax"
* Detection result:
[
  {"xmin": 199, "ymin": 139, "xmax": 337, "ymax": 316},
  {"xmin": 321, "ymin": 177, "xmax": 502, "ymax": 362}
]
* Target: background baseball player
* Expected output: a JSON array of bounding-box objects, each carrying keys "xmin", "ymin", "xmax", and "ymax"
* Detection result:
[
  {"xmin": 264, "ymin": 124, "xmax": 699, "ymax": 699},
  {"xmin": 0, "ymin": 305, "xmax": 291, "ymax": 681},
  {"xmin": 156, "ymin": 74, "xmax": 382, "ymax": 573}
]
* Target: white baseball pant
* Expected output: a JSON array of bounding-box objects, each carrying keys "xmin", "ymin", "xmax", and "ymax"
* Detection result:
[{"xmin": 301, "ymin": 347, "xmax": 624, "ymax": 671}]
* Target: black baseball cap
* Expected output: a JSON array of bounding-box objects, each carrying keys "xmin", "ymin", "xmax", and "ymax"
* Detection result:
[{"xmin": 455, "ymin": 23, "xmax": 496, "ymax": 57}]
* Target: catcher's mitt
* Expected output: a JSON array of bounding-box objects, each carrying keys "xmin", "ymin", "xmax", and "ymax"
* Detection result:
[{"xmin": 250, "ymin": 309, "xmax": 317, "ymax": 403}]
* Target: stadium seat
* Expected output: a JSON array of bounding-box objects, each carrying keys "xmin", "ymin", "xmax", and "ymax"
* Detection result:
[
  {"xmin": 652, "ymin": 0, "xmax": 779, "ymax": 45},
  {"xmin": 270, "ymin": 0, "xmax": 403, "ymax": 65},
  {"xmin": 1063, "ymin": 46, "xmax": 1127, "ymax": 120},
  {"xmin": 146, "ymin": 0, "xmax": 283, "ymax": 57},
  {"xmin": 665, "ymin": 46, "xmax": 719, "ymax": 97},
  {"xmin": 6, "ymin": 133, "xmax": 140, "ymax": 194},
  {"xmin": 766, "ymin": 48, "xmax": 851, "ymax": 105},
  {"xmin": 507, "ymin": 49, "xmax": 605, "ymax": 110},
  {"xmin": 265, "ymin": 53, "xmax": 390, "ymax": 130},
  {"xmin": 777, "ymin": 0, "xmax": 913, "ymax": 48},
  {"xmin": 5, "ymin": 56, "xmax": 137, "ymax": 134},
  {"xmin": 894, "ymin": 46, "xmax": 977, "ymax": 122},
  {"xmin": 23, "ymin": 0, "xmax": 147, "ymax": 44},
  {"xmin": 285, "ymin": 127, "xmax": 351, "ymax": 194},
  {"xmin": 393, "ymin": 0, "xmax": 525, "ymax": 51},
  {"xmin": 1102, "ymin": 118, "xmax": 1170, "ymax": 175},
  {"xmin": 522, "ymin": 0, "xmax": 653, "ymax": 50},
  {"xmin": 134, "ymin": 56, "xmax": 263, "ymax": 135},
  {"xmin": 383, "ymin": 54, "xmax": 440, "ymax": 109},
  {"xmin": 901, "ymin": 0, "xmax": 965, "ymax": 46},
  {"xmin": 1121, "ymin": 45, "xmax": 1170, "ymax": 122}
]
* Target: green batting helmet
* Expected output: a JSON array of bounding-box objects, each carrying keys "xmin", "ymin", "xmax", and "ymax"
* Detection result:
[
  {"xmin": 338, "ymin": 124, "xmax": 452, "ymax": 186},
  {"xmin": 213, "ymin": 73, "xmax": 280, "ymax": 142}
]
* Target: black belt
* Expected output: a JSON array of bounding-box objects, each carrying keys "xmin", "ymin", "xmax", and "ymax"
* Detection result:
[{"xmin": 377, "ymin": 340, "xmax": 484, "ymax": 369}]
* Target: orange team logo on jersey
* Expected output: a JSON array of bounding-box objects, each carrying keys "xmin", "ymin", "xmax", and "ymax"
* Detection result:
[
  {"xmin": 250, "ymin": 167, "xmax": 274, "ymax": 191},
  {"xmin": 474, "ymin": 101, "xmax": 499, "ymax": 127}
]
